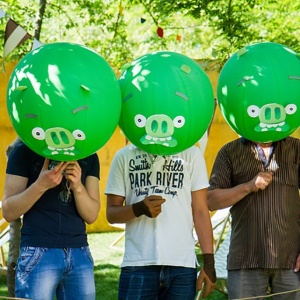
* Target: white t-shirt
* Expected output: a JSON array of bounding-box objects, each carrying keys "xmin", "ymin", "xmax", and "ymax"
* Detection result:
[{"xmin": 105, "ymin": 144, "xmax": 209, "ymax": 268}]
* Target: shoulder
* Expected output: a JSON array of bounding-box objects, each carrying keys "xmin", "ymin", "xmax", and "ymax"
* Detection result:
[
  {"xmin": 177, "ymin": 146, "xmax": 204, "ymax": 163},
  {"xmin": 6, "ymin": 141, "xmax": 42, "ymax": 176},
  {"xmin": 274, "ymin": 136, "xmax": 300, "ymax": 149},
  {"xmin": 282, "ymin": 136, "xmax": 300, "ymax": 145},
  {"xmin": 180, "ymin": 145, "xmax": 201, "ymax": 155},
  {"xmin": 114, "ymin": 144, "xmax": 140, "ymax": 159},
  {"xmin": 9, "ymin": 140, "xmax": 38, "ymax": 159},
  {"xmin": 219, "ymin": 138, "xmax": 246, "ymax": 152},
  {"xmin": 79, "ymin": 152, "xmax": 99, "ymax": 166}
]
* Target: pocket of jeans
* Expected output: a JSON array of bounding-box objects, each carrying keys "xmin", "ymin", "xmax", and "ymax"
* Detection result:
[
  {"xmin": 17, "ymin": 247, "xmax": 46, "ymax": 275},
  {"xmin": 83, "ymin": 246, "xmax": 94, "ymax": 266}
]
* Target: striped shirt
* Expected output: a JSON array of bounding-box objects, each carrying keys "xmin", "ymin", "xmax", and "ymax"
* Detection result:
[{"xmin": 209, "ymin": 137, "xmax": 300, "ymax": 270}]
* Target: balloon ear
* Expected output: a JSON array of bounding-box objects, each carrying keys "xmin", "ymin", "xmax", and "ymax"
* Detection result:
[
  {"xmin": 80, "ymin": 85, "xmax": 90, "ymax": 91},
  {"xmin": 13, "ymin": 86, "xmax": 27, "ymax": 91}
]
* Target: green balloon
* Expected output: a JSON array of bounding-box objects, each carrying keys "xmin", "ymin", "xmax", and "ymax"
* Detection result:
[
  {"xmin": 118, "ymin": 51, "xmax": 215, "ymax": 155},
  {"xmin": 7, "ymin": 42, "xmax": 122, "ymax": 161},
  {"xmin": 217, "ymin": 42, "xmax": 300, "ymax": 142}
]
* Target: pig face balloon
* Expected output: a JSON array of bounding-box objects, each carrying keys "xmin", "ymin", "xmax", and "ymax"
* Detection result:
[
  {"xmin": 7, "ymin": 42, "xmax": 122, "ymax": 161},
  {"xmin": 118, "ymin": 51, "xmax": 215, "ymax": 155},
  {"xmin": 217, "ymin": 42, "xmax": 300, "ymax": 143}
]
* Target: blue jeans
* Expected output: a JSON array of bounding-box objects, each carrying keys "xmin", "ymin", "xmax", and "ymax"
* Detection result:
[
  {"xmin": 118, "ymin": 265, "xmax": 197, "ymax": 300},
  {"xmin": 15, "ymin": 247, "xmax": 95, "ymax": 300},
  {"xmin": 228, "ymin": 269, "xmax": 300, "ymax": 300}
]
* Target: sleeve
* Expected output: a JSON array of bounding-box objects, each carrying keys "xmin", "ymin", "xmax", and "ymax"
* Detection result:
[
  {"xmin": 298, "ymin": 158, "xmax": 300, "ymax": 189},
  {"xmin": 190, "ymin": 146, "xmax": 209, "ymax": 191},
  {"xmin": 104, "ymin": 150, "xmax": 126, "ymax": 197},
  {"xmin": 208, "ymin": 146, "xmax": 233, "ymax": 190},
  {"xmin": 88, "ymin": 153, "xmax": 100, "ymax": 179},
  {"xmin": 6, "ymin": 142, "xmax": 31, "ymax": 178}
]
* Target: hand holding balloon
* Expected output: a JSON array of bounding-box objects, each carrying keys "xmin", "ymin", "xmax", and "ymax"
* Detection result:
[
  {"xmin": 63, "ymin": 161, "xmax": 82, "ymax": 192},
  {"xmin": 248, "ymin": 171, "xmax": 274, "ymax": 192},
  {"xmin": 37, "ymin": 159, "xmax": 68, "ymax": 191}
]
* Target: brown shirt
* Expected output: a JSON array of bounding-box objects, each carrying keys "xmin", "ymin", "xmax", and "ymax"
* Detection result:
[{"xmin": 209, "ymin": 137, "xmax": 300, "ymax": 270}]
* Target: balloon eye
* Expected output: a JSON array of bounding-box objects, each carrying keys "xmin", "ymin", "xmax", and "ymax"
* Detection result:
[
  {"xmin": 285, "ymin": 104, "xmax": 297, "ymax": 115},
  {"xmin": 134, "ymin": 114, "xmax": 146, "ymax": 128},
  {"xmin": 173, "ymin": 116, "xmax": 185, "ymax": 128},
  {"xmin": 72, "ymin": 129, "xmax": 86, "ymax": 140},
  {"xmin": 32, "ymin": 127, "xmax": 45, "ymax": 140},
  {"xmin": 247, "ymin": 105, "xmax": 260, "ymax": 118}
]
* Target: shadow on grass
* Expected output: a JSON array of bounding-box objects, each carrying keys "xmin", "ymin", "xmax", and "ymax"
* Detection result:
[
  {"xmin": 94, "ymin": 263, "xmax": 120, "ymax": 300},
  {"xmin": 0, "ymin": 275, "xmax": 7, "ymax": 296}
]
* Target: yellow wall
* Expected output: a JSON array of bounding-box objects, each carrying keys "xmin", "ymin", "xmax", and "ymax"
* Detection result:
[{"xmin": 0, "ymin": 61, "xmax": 299, "ymax": 232}]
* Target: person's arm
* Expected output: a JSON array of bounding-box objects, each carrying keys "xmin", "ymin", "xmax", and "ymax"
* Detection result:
[
  {"xmin": 106, "ymin": 194, "xmax": 166, "ymax": 224},
  {"xmin": 193, "ymin": 188, "xmax": 214, "ymax": 254},
  {"xmin": 2, "ymin": 159, "xmax": 68, "ymax": 222},
  {"xmin": 193, "ymin": 188, "xmax": 216, "ymax": 298},
  {"xmin": 207, "ymin": 171, "xmax": 274, "ymax": 211},
  {"xmin": 64, "ymin": 161, "xmax": 100, "ymax": 224},
  {"xmin": 106, "ymin": 194, "xmax": 133, "ymax": 224}
]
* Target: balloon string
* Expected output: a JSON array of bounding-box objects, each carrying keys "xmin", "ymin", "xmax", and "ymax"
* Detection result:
[
  {"xmin": 66, "ymin": 180, "xmax": 71, "ymax": 200},
  {"xmin": 231, "ymin": 288, "xmax": 300, "ymax": 300}
]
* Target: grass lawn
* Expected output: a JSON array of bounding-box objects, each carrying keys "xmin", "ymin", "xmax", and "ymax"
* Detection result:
[{"xmin": 0, "ymin": 231, "xmax": 228, "ymax": 299}]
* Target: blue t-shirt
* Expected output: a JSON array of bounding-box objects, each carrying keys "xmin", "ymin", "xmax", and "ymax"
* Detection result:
[{"xmin": 6, "ymin": 141, "xmax": 100, "ymax": 248}]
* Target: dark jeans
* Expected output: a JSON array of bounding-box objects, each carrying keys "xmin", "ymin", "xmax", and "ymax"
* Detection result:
[{"xmin": 118, "ymin": 265, "xmax": 197, "ymax": 300}]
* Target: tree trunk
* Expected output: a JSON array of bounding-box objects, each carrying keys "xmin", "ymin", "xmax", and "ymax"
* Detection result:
[
  {"xmin": 7, "ymin": 219, "xmax": 21, "ymax": 297},
  {"xmin": 34, "ymin": 0, "xmax": 47, "ymax": 40},
  {"xmin": 5, "ymin": 137, "xmax": 21, "ymax": 297}
]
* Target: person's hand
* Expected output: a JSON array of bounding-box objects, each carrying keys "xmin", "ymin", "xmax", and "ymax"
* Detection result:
[
  {"xmin": 197, "ymin": 254, "xmax": 216, "ymax": 298},
  {"xmin": 294, "ymin": 253, "xmax": 300, "ymax": 272},
  {"xmin": 36, "ymin": 159, "xmax": 67, "ymax": 190},
  {"xmin": 63, "ymin": 161, "xmax": 82, "ymax": 191},
  {"xmin": 144, "ymin": 195, "xmax": 166, "ymax": 217},
  {"xmin": 249, "ymin": 171, "xmax": 274, "ymax": 192},
  {"xmin": 132, "ymin": 195, "xmax": 166, "ymax": 218}
]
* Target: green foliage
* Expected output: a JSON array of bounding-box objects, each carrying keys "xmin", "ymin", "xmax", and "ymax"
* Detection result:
[
  {"xmin": 0, "ymin": 0, "xmax": 299, "ymax": 70},
  {"xmin": 131, "ymin": 0, "xmax": 300, "ymax": 61}
]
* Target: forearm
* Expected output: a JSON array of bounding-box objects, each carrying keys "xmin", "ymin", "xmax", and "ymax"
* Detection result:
[
  {"xmin": 194, "ymin": 210, "xmax": 214, "ymax": 254},
  {"xmin": 73, "ymin": 184, "xmax": 100, "ymax": 224},
  {"xmin": 2, "ymin": 181, "xmax": 46, "ymax": 222},
  {"xmin": 106, "ymin": 204, "xmax": 136, "ymax": 224},
  {"xmin": 207, "ymin": 182, "xmax": 252, "ymax": 211}
]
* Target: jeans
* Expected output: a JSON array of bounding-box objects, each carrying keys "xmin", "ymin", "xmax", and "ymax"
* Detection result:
[
  {"xmin": 15, "ymin": 247, "xmax": 95, "ymax": 300},
  {"xmin": 118, "ymin": 265, "xmax": 197, "ymax": 300},
  {"xmin": 228, "ymin": 268, "xmax": 300, "ymax": 300}
]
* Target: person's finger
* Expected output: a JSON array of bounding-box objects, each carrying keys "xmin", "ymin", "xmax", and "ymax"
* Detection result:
[
  {"xmin": 43, "ymin": 158, "xmax": 50, "ymax": 170},
  {"xmin": 294, "ymin": 254, "xmax": 300, "ymax": 272},
  {"xmin": 152, "ymin": 199, "xmax": 166, "ymax": 206},
  {"xmin": 147, "ymin": 195, "xmax": 163, "ymax": 201},
  {"xmin": 197, "ymin": 269, "xmax": 205, "ymax": 290},
  {"xmin": 201, "ymin": 281, "xmax": 215, "ymax": 298}
]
